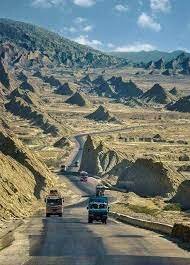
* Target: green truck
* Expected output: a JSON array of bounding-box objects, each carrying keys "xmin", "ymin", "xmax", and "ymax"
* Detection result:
[{"xmin": 87, "ymin": 196, "xmax": 109, "ymax": 224}]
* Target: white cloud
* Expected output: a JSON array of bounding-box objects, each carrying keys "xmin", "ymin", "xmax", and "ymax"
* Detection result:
[
  {"xmin": 150, "ymin": 0, "xmax": 171, "ymax": 12},
  {"xmin": 83, "ymin": 25, "xmax": 93, "ymax": 32},
  {"xmin": 107, "ymin": 43, "xmax": 115, "ymax": 49},
  {"xmin": 114, "ymin": 4, "xmax": 128, "ymax": 12},
  {"xmin": 73, "ymin": 35, "xmax": 102, "ymax": 49},
  {"xmin": 73, "ymin": 17, "xmax": 93, "ymax": 33},
  {"xmin": 64, "ymin": 26, "xmax": 77, "ymax": 33},
  {"xmin": 73, "ymin": 0, "xmax": 95, "ymax": 7},
  {"xmin": 137, "ymin": 13, "xmax": 161, "ymax": 32},
  {"xmin": 114, "ymin": 43, "xmax": 156, "ymax": 52},
  {"xmin": 31, "ymin": 0, "xmax": 64, "ymax": 8},
  {"xmin": 74, "ymin": 17, "xmax": 87, "ymax": 24}
]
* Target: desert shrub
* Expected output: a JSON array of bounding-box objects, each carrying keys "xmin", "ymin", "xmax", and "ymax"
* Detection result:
[
  {"xmin": 163, "ymin": 203, "xmax": 181, "ymax": 211},
  {"xmin": 127, "ymin": 204, "xmax": 159, "ymax": 216}
]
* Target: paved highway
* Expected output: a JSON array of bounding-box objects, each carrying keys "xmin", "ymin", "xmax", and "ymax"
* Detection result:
[{"xmin": 0, "ymin": 136, "xmax": 190, "ymax": 265}]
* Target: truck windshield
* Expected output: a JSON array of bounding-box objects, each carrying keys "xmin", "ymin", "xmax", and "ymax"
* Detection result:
[
  {"xmin": 90, "ymin": 203, "xmax": 107, "ymax": 209},
  {"xmin": 47, "ymin": 199, "xmax": 62, "ymax": 206}
]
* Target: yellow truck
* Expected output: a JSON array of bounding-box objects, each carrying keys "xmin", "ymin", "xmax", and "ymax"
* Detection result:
[{"xmin": 45, "ymin": 190, "xmax": 64, "ymax": 217}]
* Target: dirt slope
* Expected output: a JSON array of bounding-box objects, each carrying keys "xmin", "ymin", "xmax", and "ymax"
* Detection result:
[{"xmin": 0, "ymin": 129, "xmax": 58, "ymax": 219}]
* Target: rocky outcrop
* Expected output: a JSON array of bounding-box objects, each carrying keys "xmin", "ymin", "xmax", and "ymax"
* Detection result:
[
  {"xmin": 107, "ymin": 76, "xmax": 122, "ymax": 86},
  {"xmin": 166, "ymin": 95, "xmax": 190, "ymax": 113},
  {"xmin": 5, "ymin": 97, "xmax": 60, "ymax": 136},
  {"xmin": 179, "ymin": 57, "xmax": 190, "ymax": 75},
  {"xmin": 80, "ymin": 135, "xmax": 120, "ymax": 176},
  {"xmin": 172, "ymin": 223, "xmax": 190, "ymax": 242},
  {"xmin": 16, "ymin": 71, "xmax": 27, "ymax": 82},
  {"xmin": 32, "ymin": 71, "xmax": 42, "ymax": 78},
  {"xmin": 0, "ymin": 19, "xmax": 126, "ymax": 68},
  {"xmin": 169, "ymin": 87, "xmax": 178, "ymax": 96},
  {"xmin": 19, "ymin": 81, "xmax": 35, "ymax": 92},
  {"xmin": 91, "ymin": 82, "xmax": 116, "ymax": 98},
  {"xmin": 92, "ymin": 75, "xmax": 105, "ymax": 86},
  {"xmin": 141, "ymin": 83, "xmax": 175, "ymax": 104},
  {"xmin": 53, "ymin": 137, "xmax": 71, "ymax": 148},
  {"xmin": 116, "ymin": 158, "xmax": 184, "ymax": 197},
  {"xmin": 55, "ymin": 82, "xmax": 74, "ymax": 95},
  {"xmin": 114, "ymin": 79, "xmax": 143, "ymax": 98},
  {"xmin": 80, "ymin": 74, "xmax": 92, "ymax": 85},
  {"xmin": 179, "ymin": 154, "xmax": 189, "ymax": 161},
  {"xmin": 154, "ymin": 58, "xmax": 164, "ymax": 69},
  {"xmin": 0, "ymin": 59, "xmax": 10, "ymax": 89},
  {"xmin": 145, "ymin": 61, "xmax": 155, "ymax": 70},
  {"xmin": 124, "ymin": 97, "xmax": 146, "ymax": 108},
  {"xmin": 86, "ymin": 105, "xmax": 118, "ymax": 122},
  {"xmin": 170, "ymin": 180, "xmax": 190, "ymax": 210},
  {"xmin": 162, "ymin": 69, "xmax": 170, "ymax": 76},
  {"xmin": 8, "ymin": 89, "xmax": 39, "ymax": 108},
  {"xmin": 65, "ymin": 92, "xmax": 89, "ymax": 107},
  {"xmin": 0, "ymin": 130, "xmax": 56, "ymax": 219},
  {"xmin": 43, "ymin": 75, "xmax": 62, "ymax": 87}
]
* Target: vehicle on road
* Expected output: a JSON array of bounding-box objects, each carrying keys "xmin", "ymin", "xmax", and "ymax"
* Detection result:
[
  {"xmin": 60, "ymin": 164, "xmax": 67, "ymax": 171},
  {"xmin": 96, "ymin": 184, "xmax": 105, "ymax": 196},
  {"xmin": 45, "ymin": 190, "xmax": 64, "ymax": 217},
  {"xmin": 87, "ymin": 196, "xmax": 109, "ymax": 224},
  {"xmin": 79, "ymin": 171, "xmax": 88, "ymax": 182},
  {"xmin": 74, "ymin": 160, "xmax": 79, "ymax": 167},
  {"xmin": 80, "ymin": 175, "xmax": 88, "ymax": 182}
]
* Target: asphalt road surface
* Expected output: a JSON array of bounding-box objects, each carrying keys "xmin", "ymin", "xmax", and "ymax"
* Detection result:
[{"xmin": 0, "ymin": 136, "xmax": 190, "ymax": 265}]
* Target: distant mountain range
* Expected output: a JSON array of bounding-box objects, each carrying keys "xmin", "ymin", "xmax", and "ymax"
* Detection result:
[
  {"xmin": 0, "ymin": 18, "xmax": 126, "ymax": 68},
  {"xmin": 110, "ymin": 50, "xmax": 190, "ymax": 64}
]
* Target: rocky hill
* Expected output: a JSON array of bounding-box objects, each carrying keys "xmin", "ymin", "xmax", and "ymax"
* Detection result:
[
  {"xmin": 19, "ymin": 80, "xmax": 35, "ymax": 92},
  {"xmin": 55, "ymin": 82, "xmax": 75, "ymax": 95},
  {"xmin": 91, "ymin": 77, "xmax": 143, "ymax": 99},
  {"xmin": 91, "ymin": 82, "xmax": 116, "ymax": 98},
  {"xmin": 65, "ymin": 92, "xmax": 89, "ymax": 107},
  {"xmin": 111, "ymin": 50, "xmax": 190, "ymax": 64},
  {"xmin": 0, "ymin": 59, "xmax": 10, "ymax": 89},
  {"xmin": 86, "ymin": 105, "xmax": 118, "ymax": 122},
  {"xmin": 16, "ymin": 71, "xmax": 27, "ymax": 82},
  {"xmin": 80, "ymin": 74, "xmax": 92, "ymax": 85},
  {"xmin": 80, "ymin": 135, "xmax": 120, "ymax": 176},
  {"xmin": 0, "ymin": 18, "xmax": 126, "ymax": 68},
  {"xmin": 170, "ymin": 180, "xmax": 190, "ymax": 210},
  {"xmin": 141, "ymin": 83, "xmax": 175, "ymax": 104},
  {"xmin": 5, "ymin": 97, "xmax": 61, "ymax": 136},
  {"xmin": 53, "ymin": 137, "xmax": 71, "ymax": 148},
  {"xmin": 116, "ymin": 158, "xmax": 185, "ymax": 197},
  {"xmin": 92, "ymin": 75, "xmax": 106, "ymax": 86},
  {"xmin": 124, "ymin": 97, "xmax": 147, "ymax": 108},
  {"xmin": 114, "ymin": 79, "xmax": 143, "ymax": 98},
  {"xmin": 169, "ymin": 87, "xmax": 179, "ymax": 96},
  {"xmin": 166, "ymin": 95, "xmax": 190, "ymax": 113},
  {"xmin": 0, "ymin": 129, "xmax": 58, "ymax": 219},
  {"xmin": 43, "ymin": 75, "xmax": 62, "ymax": 87}
]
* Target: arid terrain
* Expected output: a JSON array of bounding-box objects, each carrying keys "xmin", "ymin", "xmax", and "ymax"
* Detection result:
[{"xmin": 0, "ymin": 19, "xmax": 190, "ymax": 262}]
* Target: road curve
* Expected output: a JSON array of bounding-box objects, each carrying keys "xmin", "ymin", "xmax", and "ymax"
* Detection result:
[{"xmin": 0, "ymin": 136, "xmax": 190, "ymax": 264}]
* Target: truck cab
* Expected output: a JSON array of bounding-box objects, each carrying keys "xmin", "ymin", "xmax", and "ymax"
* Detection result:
[
  {"xmin": 96, "ymin": 184, "xmax": 105, "ymax": 196},
  {"xmin": 87, "ymin": 196, "xmax": 109, "ymax": 224},
  {"xmin": 45, "ymin": 190, "xmax": 64, "ymax": 217}
]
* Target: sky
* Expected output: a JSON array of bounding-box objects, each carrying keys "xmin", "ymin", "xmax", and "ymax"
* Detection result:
[{"xmin": 0, "ymin": 0, "xmax": 190, "ymax": 52}]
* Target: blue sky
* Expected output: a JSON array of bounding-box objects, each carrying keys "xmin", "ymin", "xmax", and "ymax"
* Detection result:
[{"xmin": 0, "ymin": 0, "xmax": 190, "ymax": 52}]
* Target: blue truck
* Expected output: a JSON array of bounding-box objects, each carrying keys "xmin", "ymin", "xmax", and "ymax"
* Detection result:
[{"xmin": 87, "ymin": 196, "xmax": 109, "ymax": 224}]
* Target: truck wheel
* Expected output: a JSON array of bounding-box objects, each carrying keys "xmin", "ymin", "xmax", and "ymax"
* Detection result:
[
  {"xmin": 88, "ymin": 218, "xmax": 93, "ymax": 223},
  {"xmin": 102, "ymin": 219, "xmax": 107, "ymax": 224}
]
